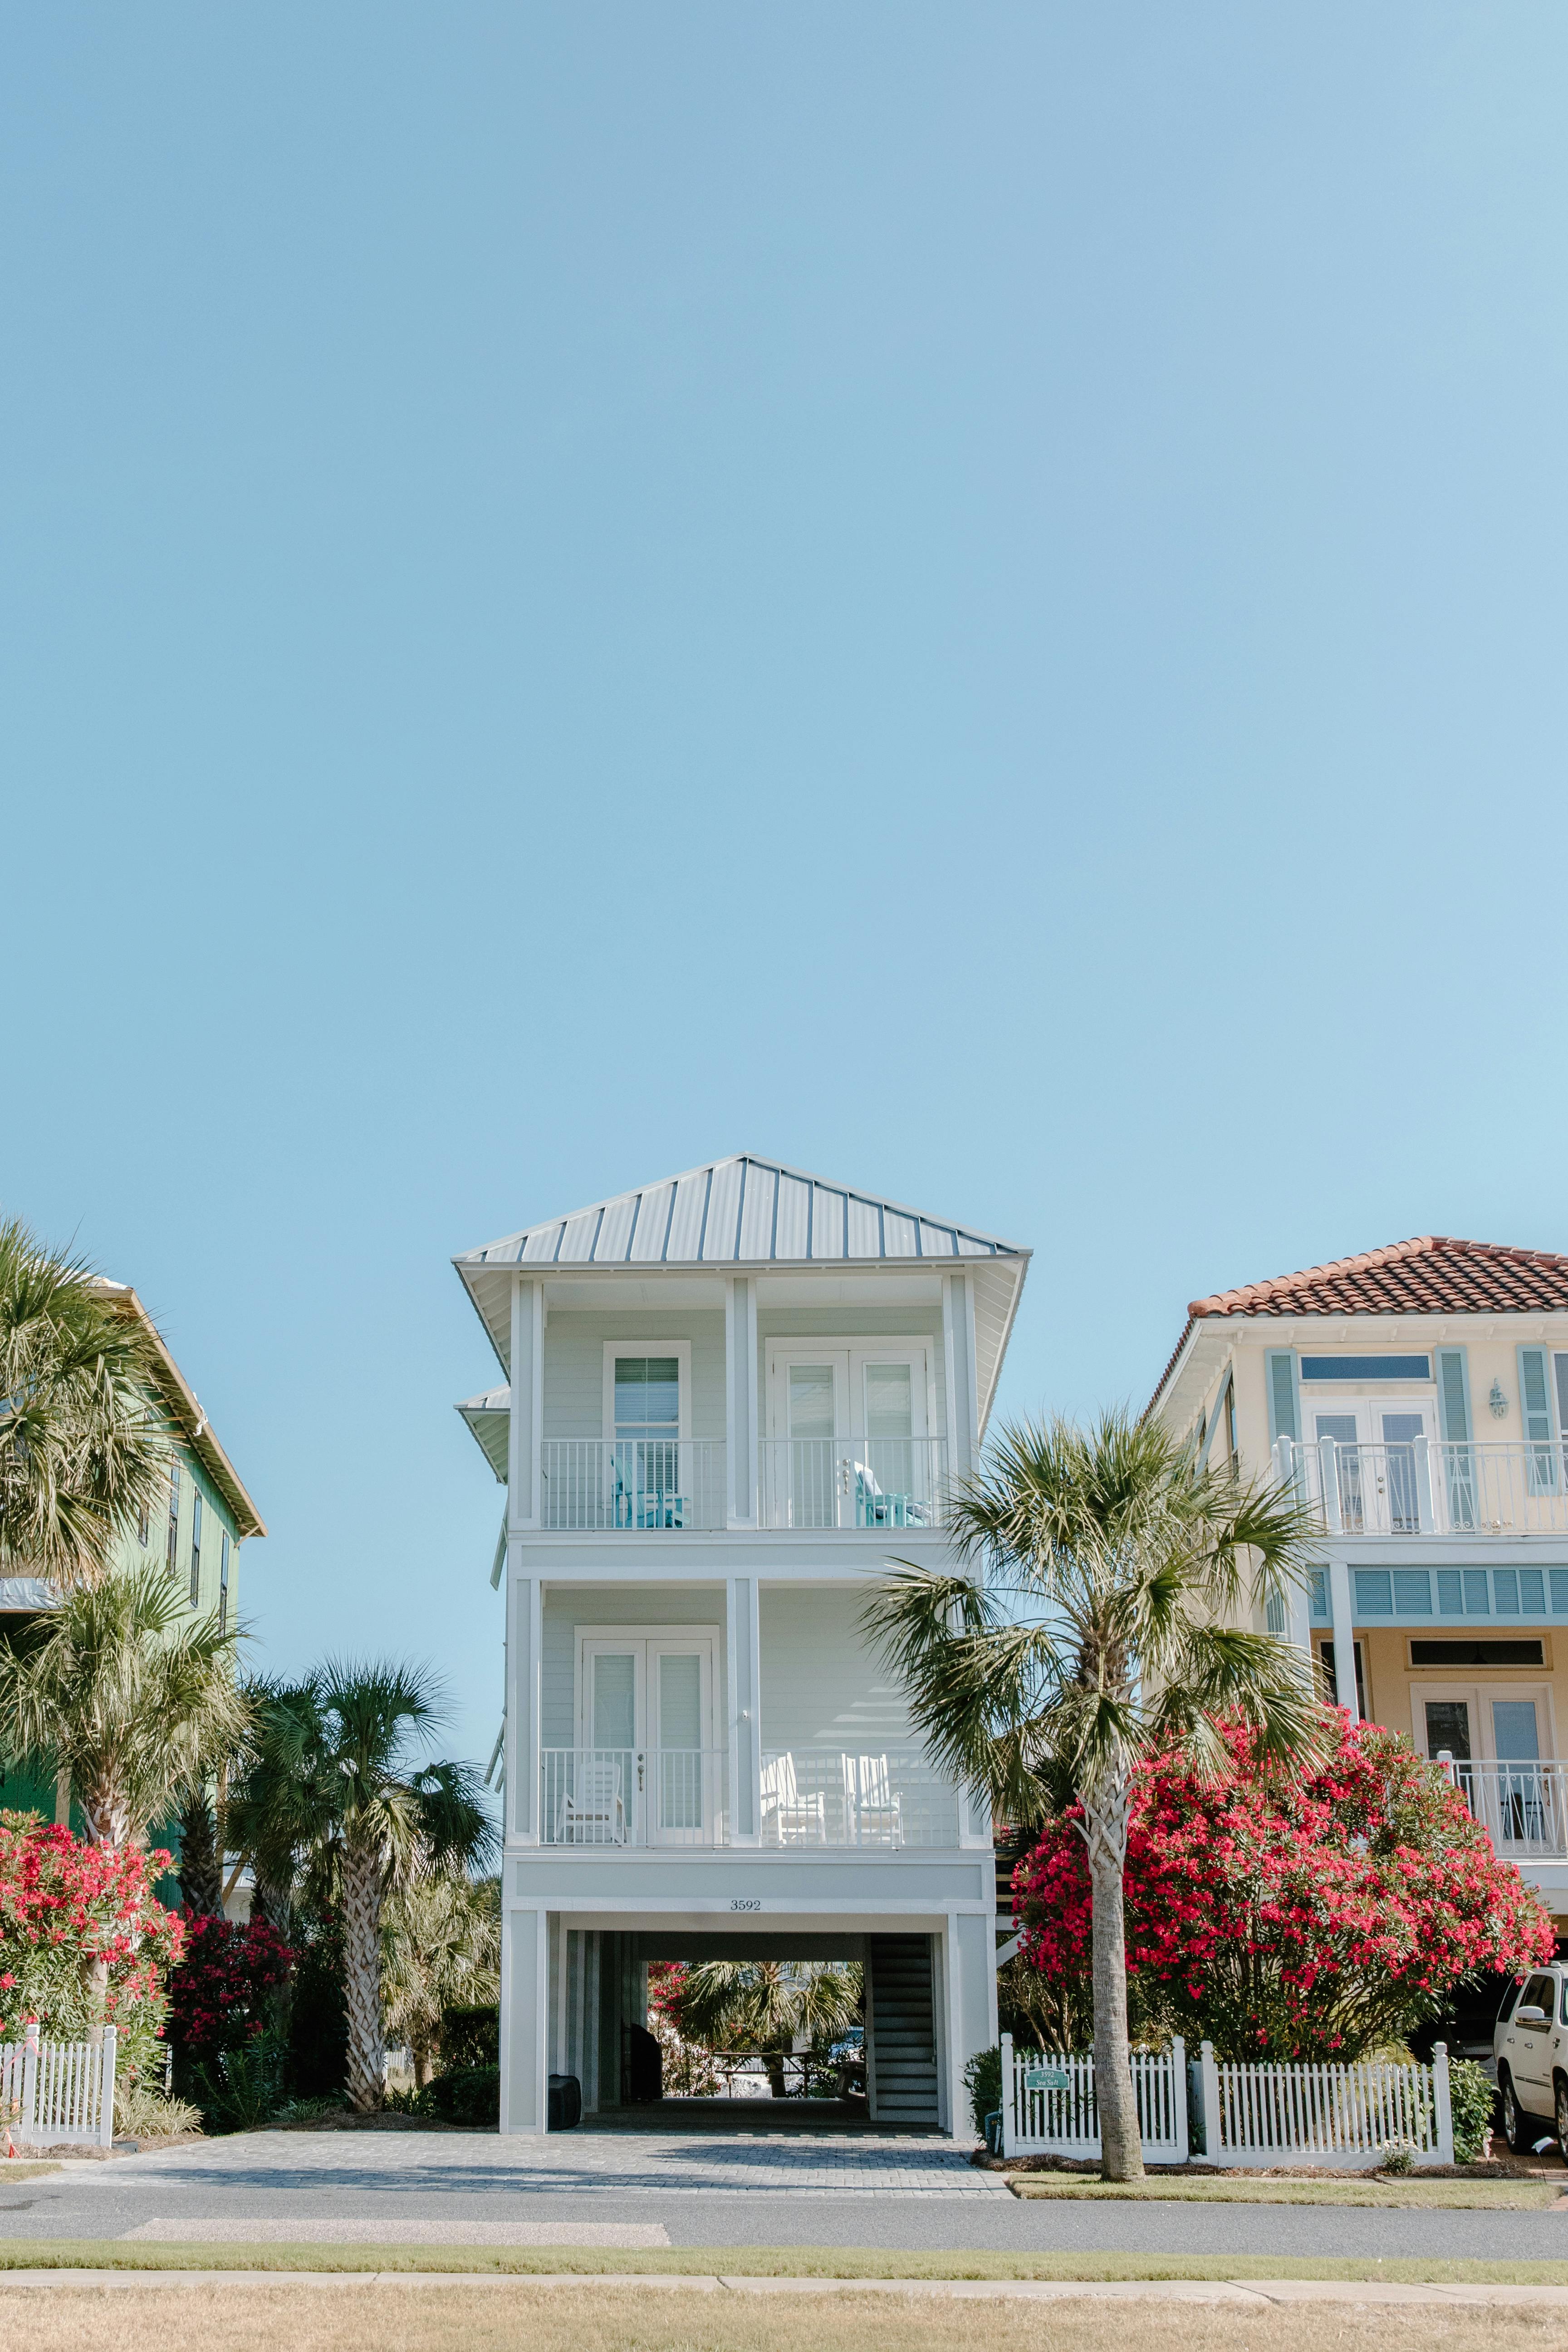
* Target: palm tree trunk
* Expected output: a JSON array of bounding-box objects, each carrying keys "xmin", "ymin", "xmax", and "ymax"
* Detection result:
[
  {"xmin": 341, "ymin": 1831, "xmax": 386, "ymax": 2112},
  {"xmin": 1083, "ymin": 1780, "xmax": 1143, "ymax": 2183}
]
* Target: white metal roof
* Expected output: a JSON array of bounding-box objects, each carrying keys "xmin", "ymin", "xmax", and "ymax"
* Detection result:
[
  {"xmin": 453, "ymin": 1156, "xmax": 1031, "ymax": 1439},
  {"xmin": 455, "ymin": 1154, "xmax": 1024, "ymax": 1273},
  {"xmin": 456, "ymin": 1389, "xmax": 510, "ymax": 1481}
]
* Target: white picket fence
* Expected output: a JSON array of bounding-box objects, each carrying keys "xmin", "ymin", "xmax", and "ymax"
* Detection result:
[
  {"xmin": 0, "ymin": 2024, "xmax": 118, "ymax": 2149},
  {"xmin": 1000, "ymin": 2034, "xmax": 1189, "ymax": 2161},
  {"xmin": 1200, "ymin": 2039, "xmax": 1453, "ymax": 2170},
  {"xmin": 999, "ymin": 2032, "xmax": 1453, "ymax": 2170}
]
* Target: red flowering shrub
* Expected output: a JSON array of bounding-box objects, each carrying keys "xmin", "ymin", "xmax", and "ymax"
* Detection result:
[
  {"xmin": 0, "ymin": 1812, "xmax": 183, "ymax": 2045},
  {"xmin": 1016, "ymin": 1714, "xmax": 1555, "ymax": 2059},
  {"xmin": 167, "ymin": 1916, "xmax": 293, "ymax": 2063}
]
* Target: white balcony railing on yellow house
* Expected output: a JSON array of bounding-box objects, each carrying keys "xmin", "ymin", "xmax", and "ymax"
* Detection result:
[
  {"xmin": 1273, "ymin": 1435, "xmax": 1568, "ymax": 1539},
  {"xmin": 1437, "ymin": 1753, "xmax": 1568, "ymax": 1861}
]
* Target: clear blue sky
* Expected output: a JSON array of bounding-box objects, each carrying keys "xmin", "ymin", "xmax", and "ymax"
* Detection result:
[{"xmin": 5, "ymin": 5, "xmax": 1565, "ymax": 1768}]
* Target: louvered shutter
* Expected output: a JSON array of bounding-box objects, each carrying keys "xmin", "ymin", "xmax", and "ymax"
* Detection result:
[
  {"xmin": 1436, "ymin": 1348, "xmax": 1475, "ymax": 1529},
  {"xmin": 1518, "ymin": 1346, "xmax": 1557, "ymax": 1494},
  {"xmin": 1266, "ymin": 1352, "xmax": 1299, "ymax": 1446}
]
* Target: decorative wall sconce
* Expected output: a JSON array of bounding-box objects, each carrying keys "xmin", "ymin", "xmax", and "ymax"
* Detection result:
[{"xmin": 1489, "ymin": 1379, "xmax": 1509, "ymax": 1420}]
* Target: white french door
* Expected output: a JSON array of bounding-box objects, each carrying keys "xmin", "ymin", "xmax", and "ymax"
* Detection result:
[
  {"xmin": 577, "ymin": 1632, "xmax": 717, "ymax": 1843},
  {"xmin": 766, "ymin": 1343, "xmax": 931, "ymax": 1527},
  {"xmin": 1310, "ymin": 1397, "xmax": 1433, "ymax": 1534}
]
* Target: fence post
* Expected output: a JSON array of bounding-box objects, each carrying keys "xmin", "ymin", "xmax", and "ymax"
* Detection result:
[
  {"xmin": 1432, "ymin": 2040, "xmax": 1453, "ymax": 2166},
  {"xmin": 98, "ymin": 2026, "xmax": 118, "ymax": 2149},
  {"xmin": 1199, "ymin": 2040, "xmax": 1220, "ymax": 2164},
  {"xmin": 20, "ymin": 2023, "xmax": 38, "ymax": 2147},
  {"xmin": 999, "ymin": 2033, "xmax": 1014, "ymax": 2161},
  {"xmin": 1169, "ymin": 2035, "xmax": 1188, "ymax": 2162}
]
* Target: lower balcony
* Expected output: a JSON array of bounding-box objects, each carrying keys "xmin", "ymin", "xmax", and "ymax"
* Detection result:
[
  {"xmin": 1441, "ymin": 1756, "xmax": 1568, "ymax": 1862},
  {"xmin": 537, "ymin": 1439, "xmax": 950, "ymax": 1532},
  {"xmin": 537, "ymin": 1745, "xmax": 964, "ymax": 1848}
]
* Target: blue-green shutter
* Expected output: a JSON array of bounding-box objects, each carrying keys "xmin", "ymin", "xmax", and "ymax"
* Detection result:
[
  {"xmin": 1267, "ymin": 1352, "xmax": 1300, "ymax": 1447},
  {"xmin": 1437, "ymin": 1349, "xmax": 1471, "ymax": 1442},
  {"xmin": 1436, "ymin": 1348, "xmax": 1475, "ymax": 1527},
  {"xmin": 1518, "ymin": 1346, "xmax": 1558, "ymax": 1492}
]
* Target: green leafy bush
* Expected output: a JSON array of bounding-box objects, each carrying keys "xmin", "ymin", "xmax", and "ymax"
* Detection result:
[
  {"xmin": 1448, "ymin": 2057, "xmax": 1498, "ymax": 2164},
  {"xmin": 964, "ymin": 2044, "xmax": 1001, "ymax": 2135},
  {"xmin": 419, "ymin": 2063, "xmax": 500, "ymax": 2126}
]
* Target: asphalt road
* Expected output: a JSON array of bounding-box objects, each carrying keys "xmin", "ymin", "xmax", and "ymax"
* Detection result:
[{"xmin": 0, "ymin": 2131, "xmax": 1566, "ymax": 2262}]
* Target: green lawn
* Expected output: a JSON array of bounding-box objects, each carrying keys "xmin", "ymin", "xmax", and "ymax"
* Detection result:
[{"xmin": 4, "ymin": 2243, "xmax": 1568, "ymax": 2285}]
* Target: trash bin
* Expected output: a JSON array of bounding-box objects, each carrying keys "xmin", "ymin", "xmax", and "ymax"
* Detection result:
[{"xmin": 548, "ymin": 2073, "xmax": 582, "ymax": 2130}]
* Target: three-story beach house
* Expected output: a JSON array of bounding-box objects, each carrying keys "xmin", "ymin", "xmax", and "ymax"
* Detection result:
[
  {"xmin": 1147, "ymin": 1235, "xmax": 1568, "ymax": 1936},
  {"xmin": 454, "ymin": 1155, "xmax": 1029, "ymax": 2135}
]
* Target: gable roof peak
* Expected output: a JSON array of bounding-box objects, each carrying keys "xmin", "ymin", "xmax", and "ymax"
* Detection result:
[{"xmin": 453, "ymin": 1151, "xmax": 1025, "ymax": 1270}]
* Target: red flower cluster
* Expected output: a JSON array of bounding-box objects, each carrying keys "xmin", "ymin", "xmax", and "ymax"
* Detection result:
[
  {"xmin": 166, "ymin": 1915, "xmax": 293, "ymax": 2060},
  {"xmin": 0, "ymin": 1815, "xmax": 184, "ymax": 2040},
  {"xmin": 1015, "ymin": 1713, "xmax": 1555, "ymax": 2060}
]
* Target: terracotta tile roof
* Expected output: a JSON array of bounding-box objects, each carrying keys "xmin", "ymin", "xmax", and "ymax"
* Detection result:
[
  {"xmin": 1188, "ymin": 1236, "xmax": 1568, "ymax": 1321},
  {"xmin": 1148, "ymin": 1238, "xmax": 1568, "ymax": 1417}
]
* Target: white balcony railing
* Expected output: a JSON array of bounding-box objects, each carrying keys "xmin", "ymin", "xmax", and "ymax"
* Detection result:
[
  {"xmin": 1274, "ymin": 1436, "xmax": 1568, "ymax": 1539},
  {"xmin": 540, "ymin": 1748, "xmax": 730, "ymax": 1845},
  {"xmin": 537, "ymin": 1746, "xmax": 964, "ymax": 1848},
  {"xmin": 1439, "ymin": 1753, "xmax": 1568, "ymax": 1859},
  {"xmin": 759, "ymin": 1439, "xmax": 949, "ymax": 1530},
  {"xmin": 760, "ymin": 1747, "xmax": 961, "ymax": 1847},
  {"xmin": 539, "ymin": 1441, "xmax": 727, "ymax": 1531}
]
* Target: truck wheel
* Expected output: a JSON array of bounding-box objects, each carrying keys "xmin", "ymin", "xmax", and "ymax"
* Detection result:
[{"xmin": 1502, "ymin": 2070, "xmax": 1529, "ymax": 2155}]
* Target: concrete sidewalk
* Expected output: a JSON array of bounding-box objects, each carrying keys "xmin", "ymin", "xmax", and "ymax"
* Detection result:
[{"xmin": 2, "ymin": 2270, "xmax": 1568, "ymax": 2304}]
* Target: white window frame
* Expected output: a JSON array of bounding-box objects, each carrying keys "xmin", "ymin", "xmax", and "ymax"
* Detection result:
[{"xmin": 601, "ymin": 1342, "xmax": 693, "ymax": 1446}]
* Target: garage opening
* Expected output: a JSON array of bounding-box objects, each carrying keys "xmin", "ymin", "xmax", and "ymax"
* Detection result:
[{"xmin": 553, "ymin": 1929, "xmax": 941, "ymax": 2132}]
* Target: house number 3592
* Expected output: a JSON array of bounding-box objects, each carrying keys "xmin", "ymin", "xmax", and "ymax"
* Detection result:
[{"xmin": 729, "ymin": 1898, "xmax": 762, "ymax": 1912}]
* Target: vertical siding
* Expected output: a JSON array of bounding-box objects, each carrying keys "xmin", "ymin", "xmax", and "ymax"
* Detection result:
[
  {"xmin": 759, "ymin": 1588, "xmax": 915, "ymax": 1749},
  {"xmin": 539, "ymin": 1586, "xmax": 730, "ymax": 1747}
]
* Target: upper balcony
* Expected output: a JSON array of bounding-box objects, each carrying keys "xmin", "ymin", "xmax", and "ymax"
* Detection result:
[
  {"xmin": 1274, "ymin": 1434, "xmax": 1568, "ymax": 1541},
  {"xmin": 453, "ymin": 1154, "xmax": 1031, "ymax": 1545},
  {"xmin": 536, "ymin": 1438, "xmax": 950, "ymax": 1532}
]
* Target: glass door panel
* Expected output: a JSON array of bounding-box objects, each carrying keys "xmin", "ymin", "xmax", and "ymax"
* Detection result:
[
  {"xmin": 1314, "ymin": 1413, "xmax": 1363, "ymax": 1532},
  {"xmin": 786, "ymin": 1358, "xmax": 847, "ymax": 1526},
  {"xmin": 580, "ymin": 1643, "xmax": 642, "ymax": 1843},
  {"xmin": 1381, "ymin": 1411, "xmax": 1426, "ymax": 1534},
  {"xmin": 652, "ymin": 1646, "xmax": 709, "ymax": 1838}
]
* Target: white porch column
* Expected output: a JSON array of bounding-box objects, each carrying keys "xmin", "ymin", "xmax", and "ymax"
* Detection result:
[
  {"xmin": 508, "ymin": 1276, "xmax": 543, "ymax": 1529},
  {"xmin": 725, "ymin": 1277, "xmax": 759, "ymax": 1526},
  {"xmin": 945, "ymin": 1911, "xmax": 996, "ymax": 2141},
  {"xmin": 727, "ymin": 1575, "xmax": 762, "ymax": 1841},
  {"xmin": 941, "ymin": 1273, "xmax": 981, "ymax": 1484},
  {"xmin": 500, "ymin": 1903, "xmax": 549, "ymax": 2135},
  {"xmin": 1327, "ymin": 1553, "xmax": 1358, "ymax": 1720},
  {"xmin": 505, "ymin": 1569, "xmax": 542, "ymax": 1844}
]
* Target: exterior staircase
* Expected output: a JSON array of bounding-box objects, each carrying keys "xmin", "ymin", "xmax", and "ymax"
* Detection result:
[{"xmin": 867, "ymin": 1934, "xmax": 939, "ymax": 2125}]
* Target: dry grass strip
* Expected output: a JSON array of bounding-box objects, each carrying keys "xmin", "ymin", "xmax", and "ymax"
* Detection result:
[
  {"xmin": 6, "ymin": 2242, "xmax": 1568, "ymax": 2285},
  {"xmin": 3, "ymin": 2284, "xmax": 1568, "ymax": 2352},
  {"xmin": 1006, "ymin": 2177, "xmax": 1565, "ymax": 2207}
]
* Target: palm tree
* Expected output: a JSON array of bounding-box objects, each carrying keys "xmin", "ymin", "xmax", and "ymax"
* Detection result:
[
  {"xmin": 672, "ymin": 1961, "xmax": 862, "ymax": 2097},
  {"xmin": 0, "ymin": 1563, "xmax": 250, "ymax": 1851},
  {"xmin": 226, "ymin": 1661, "xmax": 495, "ymax": 2110},
  {"xmin": 861, "ymin": 1409, "xmax": 1323, "ymax": 2181},
  {"xmin": 0, "ymin": 1219, "xmax": 167, "ymax": 1585},
  {"xmin": 382, "ymin": 1872, "xmax": 500, "ymax": 2088}
]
